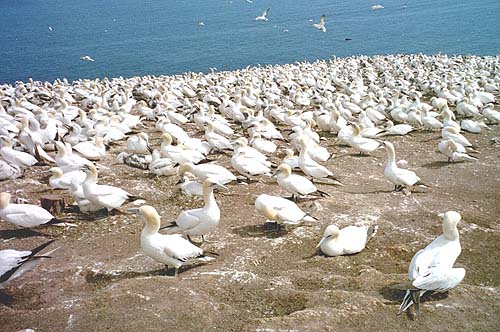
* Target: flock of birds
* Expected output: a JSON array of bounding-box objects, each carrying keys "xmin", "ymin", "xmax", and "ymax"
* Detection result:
[{"xmin": 0, "ymin": 53, "xmax": 499, "ymax": 317}]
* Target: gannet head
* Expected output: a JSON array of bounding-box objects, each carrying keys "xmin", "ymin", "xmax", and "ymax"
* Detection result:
[
  {"xmin": 161, "ymin": 132, "xmax": 173, "ymax": 145},
  {"xmin": 0, "ymin": 192, "xmax": 11, "ymax": 209},
  {"xmin": 443, "ymin": 126, "xmax": 459, "ymax": 135},
  {"xmin": 439, "ymin": 210, "xmax": 461, "ymax": 240},
  {"xmin": 316, "ymin": 224, "xmax": 340, "ymax": 248},
  {"xmin": 138, "ymin": 205, "xmax": 161, "ymax": 229},
  {"xmin": 276, "ymin": 163, "xmax": 292, "ymax": 177},
  {"xmin": 80, "ymin": 163, "xmax": 98, "ymax": 179},
  {"xmin": 284, "ymin": 148, "xmax": 295, "ymax": 158},
  {"xmin": 50, "ymin": 167, "xmax": 63, "ymax": 178},
  {"xmin": 177, "ymin": 162, "xmax": 194, "ymax": 176}
]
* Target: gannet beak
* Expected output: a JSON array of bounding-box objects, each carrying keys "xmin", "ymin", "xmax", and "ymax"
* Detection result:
[
  {"xmin": 316, "ymin": 236, "xmax": 327, "ymax": 248},
  {"xmin": 214, "ymin": 183, "xmax": 228, "ymax": 191}
]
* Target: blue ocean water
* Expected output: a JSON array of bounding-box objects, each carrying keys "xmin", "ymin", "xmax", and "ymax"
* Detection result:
[{"xmin": 0, "ymin": 0, "xmax": 499, "ymax": 84}]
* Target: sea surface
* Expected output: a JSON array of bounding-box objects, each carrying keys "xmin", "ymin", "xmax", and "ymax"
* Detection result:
[{"xmin": 0, "ymin": 0, "xmax": 499, "ymax": 84}]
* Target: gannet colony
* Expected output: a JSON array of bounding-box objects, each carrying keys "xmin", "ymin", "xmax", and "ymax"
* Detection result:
[{"xmin": 1, "ymin": 54, "xmax": 499, "ymax": 331}]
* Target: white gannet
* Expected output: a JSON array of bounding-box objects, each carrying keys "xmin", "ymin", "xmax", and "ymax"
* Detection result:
[
  {"xmin": 177, "ymin": 172, "xmax": 204, "ymax": 197},
  {"xmin": 371, "ymin": 4, "xmax": 384, "ymax": 10},
  {"xmin": 254, "ymin": 194, "xmax": 317, "ymax": 226},
  {"xmin": 379, "ymin": 120, "xmax": 414, "ymax": 136},
  {"xmin": 0, "ymin": 192, "xmax": 59, "ymax": 228},
  {"xmin": 49, "ymin": 167, "xmax": 86, "ymax": 189},
  {"xmin": 80, "ymin": 55, "xmax": 95, "ymax": 62},
  {"xmin": 0, "ymin": 239, "xmax": 56, "ymax": 287},
  {"xmin": 205, "ymin": 122, "xmax": 233, "ymax": 151},
  {"xmin": 73, "ymin": 137, "xmax": 106, "ymax": 161},
  {"xmin": 127, "ymin": 133, "xmax": 151, "ymax": 154},
  {"xmin": 398, "ymin": 211, "xmax": 465, "ymax": 316},
  {"xmin": 298, "ymin": 137, "xmax": 341, "ymax": 184},
  {"xmin": 133, "ymin": 205, "xmax": 207, "ymax": 277},
  {"xmin": 177, "ymin": 162, "xmax": 236, "ymax": 184},
  {"xmin": 160, "ymin": 133, "xmax": 205, "ymax": 165},
  {"xmin": 312, "ymin": 14, "xmax": 326, "ymax": 32},
  {"xmin": 482, "ymin": 106, "xmax": 500, "ymax": 124},
  {"xmin": 421, "ymin": 109, "xmax": 443, "ymax": 131},
  {"xmin": 231, "ymin": 149, "xmax": 272, "ymax": 178},
  {"xmin": 438, "ymin": 140, "xmax": 477, "ymax": 163},
  {"xmin": 380, "ymin": 141, "xmax": 424, "ymax": 191},
  {"xmin": 0, "ymin": 159, "xmax": 22, "ymax": 180},
  {"xmin": 276, "ymin": 163, "xmax": 329, "ymax": 199},
  {"xmin": 81, "ymin": 163, "xmax": 134, "ymax": 211},
  {"xmin": 163, "ymin": 178, "xmax": 226, "ymax": 243},
  {"xmin": 55, "ymin": 141, "xmax": 92, "ymax": 172},
  {"xmin": 347, "ymin": 123, "xmax": 381, "ymax": 154},
  {"xmin": 282, "ymin": 148, "xmax": 300, "ymax": 170},
  {"xmin": 441, "ymin": 127, "xmax": 473, "ymax": 147},
  {"xmin": 255, "ymin": 8, "xmax": 270, "ymax": 21},
  {"xmin": 250, "ymin": 133, "xmax": 277, "ymax": 155},
  {"xmin": 317, "ymin": 224, "xmax": 378, "ymax": 256},
  {"xmin": 460, "ymin": 119, "xmax": 490, "ymax": 134},
  {"xmin": 149, "ymin": 150, "xmax": 178, "ymax": 176},
  {"xmin": 0, "ymin": 136, "xmax": 38, "ymax": 168}
]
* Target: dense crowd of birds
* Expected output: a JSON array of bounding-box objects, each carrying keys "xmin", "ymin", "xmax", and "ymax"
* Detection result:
[{"xmin": 1, "ymin": 53, "xmax": 499, "ymax": 316}]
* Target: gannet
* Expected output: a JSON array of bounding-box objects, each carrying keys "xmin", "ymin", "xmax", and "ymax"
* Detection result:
[
  {"xmin": 177, "ymin": 172, "xmax": 204, "ymax": 196},
  {"xmin": 460, "ymin": 119, "xmax": 490, "ymax": 134},
  {"xmin": 312, "ymin": 15, "xmax": 326, "ymax": 32},
  {"xmin": 49, "ymin": 167, "xmax": 86, "ymax": 189},
  {"xmin": 282, "ymin": 148, "xmax": 300, "ymax": 170},
  {"xmin": 160, "ymin": 133, "xmax": 205, "ymax": 164},
  {"xmin": 55, "ymin": 141, "xmax": 92, "ymax": 172},
  {"xmin": 422, "ymin": 109, "xmax": 443, "ymax": 130},
  {"xmin": 73, "ymin": 137, "xmax": 106, "ymax": 161},
  {"xmin": 81, "ymin": 163, "xmax": 135, "ymax": 211},
  {"xmin": 441, "ymin": 127, "xmax": 473, "ymax": 147},
  {"xmin": 379, "ymin": 120, "xmax": 414, "ymax": 136},
  {"xmin": 250, "ymin": 133, "xmax": 277, "ymax": 155},
  {"xmin": 482, "ymin": 106, "xmax": 500, "ymax": 124},
  {"xmin": 80, "ymin": 55, "xmax": 95, "ymax": 62},
  {"xmin": 178, "ymin": 162, "xmax": 236, "ymax": 184},
  {"xmin": 255, "ymin": 8, "xmax": 270, "ymax": 21},
  {"xmin": 205, "ymin": 122, "xmax": 233, "ymax": 151},
  {"xmin": 438, "ymin": 140, "xmax": 477, "ymax": 163},
  {"xmin": 371, "ymin": 4, "xmax": 384, "ymax": 10},
  {"xmin": 0, "ymin": 159, "xmax": 22, "ymax": 180},
  {"xmin": 231, "ymin": 149, "xmax": 272, "ymax": 178},
  {"xmin": 163, "ymin": 179, "xmax": 226, "ymax": 243},
  {"xmin": 133, "ymin": 205, "xmax": 207, "ymax": 277},
  {"xmin": 0, "ymin": 192, "xmax": 59, "ymax": 228},
  {"xmin": 149, "ymin": 150, "xmax": 178, "ymax": 176},
  {"xmin": 0, "ymin": 240, "xmax": 56, "ymax": 288},
  {"xmin": 380, "ymin": 141, "xmax": 424, "ymax": 191},
  {"xmin": 0, "ymin": 136, "xmax": 37, "ymax": 168},
  {"xmin": 346, "ymin": 123, "xmax": 381, "ymax": 154},
  {"xmin": 127, "ymin": 133, "xmax": 151, "ymax": 154},
  {"xmin": 255, "ymin": 194, "xmax": 317, "ymax": 226},
  {"xmin": 298, "ymin": 137, "xmax": 341, "ymax": 184},
  {"xmin": 398, "ymin": 211, "xmax": 465, "ymax": 316},
  {"xmin": 276, "ymin": 163, "xmax": 329, "ymax": 199},
  {"xmin": 317, "ymin": 224, "xmax": 378, "ymax": 256}
]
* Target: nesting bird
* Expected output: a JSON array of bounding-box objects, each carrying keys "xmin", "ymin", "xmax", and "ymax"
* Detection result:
[{"xmin": 317, "ymin": 224, "xmax": 378, "ymax": 256}]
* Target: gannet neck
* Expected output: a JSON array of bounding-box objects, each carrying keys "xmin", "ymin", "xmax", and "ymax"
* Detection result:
[
  {"xmin": 202, "ymin": 184, "xmax": 216, "ymax": 208},
  {"xmin": 141, "ymin": 206, "xmax": 161, "ymax": 234},
  {"xmin": 0, "ymin": 192, "xmax": 11, "ymax": 209},
  {"xmin": 384, "ymin": 142, "xmax": 397, "ymax": 165},
  {"xmin": 441, "ymin": 211, "xmax": 461, "ymax": 241}
]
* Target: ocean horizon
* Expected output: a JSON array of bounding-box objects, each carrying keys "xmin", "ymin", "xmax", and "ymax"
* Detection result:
[{"xmin": 1, "ymin": 0, "xmax": 499, "ymax": 84}]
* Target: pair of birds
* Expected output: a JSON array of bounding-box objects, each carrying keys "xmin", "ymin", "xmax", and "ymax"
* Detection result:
[
  {"xmin": 316, "ymin": 211, "xmax": 464, "ymax": 316},
  {"xmin": 255, "ymin": 8, "xmax": 326, "ymax": 32},
  {"xmin": 129, "ymin": 178, "xmax": 226, "ymax": 277}
]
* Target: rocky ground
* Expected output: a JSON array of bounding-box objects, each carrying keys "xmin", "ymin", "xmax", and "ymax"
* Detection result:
[{"xmin": 1, "ymin": 123, "xmax": 499, "ymax": 332}]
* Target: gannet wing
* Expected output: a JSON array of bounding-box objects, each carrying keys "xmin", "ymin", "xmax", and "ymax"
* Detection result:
[
  {"xmin": 175, "ymin": 209, "xmax": 203, "ymax": 230},
  {"xmin": 320, "ymin": 14, "xmax": 326, "ymax": 25},
  {"xmin": 263, "ymin": 8, "xmax": 270, "ymax": 17},
  {"xmin": 413, "ymin": 267, "xmax": 465, "ymax": 292},
  {"xmin": 163, "ymin": 235, "xmax": 203, "ymax": 262}
]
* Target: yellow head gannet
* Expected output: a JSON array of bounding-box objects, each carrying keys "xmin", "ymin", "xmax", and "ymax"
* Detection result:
[
  {"xmin": 49, "ymin": 166, "xmax": 86, "ymax": 189},
  {"xmin": 255, "ymin": 194, "xmax": 317, "ymax": 226},
  {"xmin": 380, "ymin": 141, "xmax": 424, "ymax": 191},
  {"xmin": 127, "ymin": 133, "xmax": 151, "ymax": 155},
  {"xmin": 399, "ymin": 211, "xmax": 464, "ymax": 316},
  {"xmin": 297, "ymin": 137, "xmax": 342, "ymax": 185},
  {"xmin": 178, "ymin": 162, "xmax": 236, "ymax": 184},
  {"xmin": 81, "ymin": 163, "xmax": 135, "ymax": 211},
  {"xmin": 317, "ymin": 224, "xmax": 378, "ymax": 256},
  {"xmin": 438, "ymin": 140, "xmax": 477, "ymax": 163},
  {"xmin": 134, "ymin": 205, "xmax": 206, "ymax": 277},
  {"xmin": 276, "ymin": 163, "xmax": 329, "ymax": 199},
  {"xmin": 0, "ymin": 192, "xmax": 59, "ymax": 228},
  {"xmin": 0, "ymin": 239, "xmax": 56, "ymax": 288},
  {"xmin": 347, "ymin": 123, "xmax": 381, "ymax": 154},
  {"xmin": 72, "ymin": 137, "xmax": 106, "ymax": 161},
  {"xmin": 0, "ymin": 136, "xmax": 37, "ymax": 168},
  {"xmin": 162, "ymin": 179, "xmax": 226, "ymax": 243},
  {"xmin": 204, "ymin": 122, "xmax": 233, "ymax": 151}
]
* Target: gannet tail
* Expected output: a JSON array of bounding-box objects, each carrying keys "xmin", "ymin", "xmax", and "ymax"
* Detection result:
[
  {"xmin": 366, "ymin": 224, "xmax": 378, "ymax": 241},
  {"xmin": 160, "ymin": 221, "xmax": 179, "ymax": 232},
  {"xmin": 397, "ymin": 289, "xmax": 424, "ymax": 315}
]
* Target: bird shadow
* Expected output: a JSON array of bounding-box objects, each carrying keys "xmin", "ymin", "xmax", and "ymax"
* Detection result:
[
  {"xmin": 421, "ymin": 160, "xmax": 451, "ymax": 169},
  {"xmin": 84, "ymin": 262, "xmax": 208, "ymax": 287},
  {"xmin": 0, "ymin": 290, "xmax": 15, "ymax": 306},
  {"xmin": 0, "ymin": 228, "xmax": 48, "ymax": 239},
  {"xmin": 231, "ymin": 223, "xmax": 289, "ymax": 239},
  {"xmin": 379, "ymin": 283, "xmax": 450, "ymax": 320}
]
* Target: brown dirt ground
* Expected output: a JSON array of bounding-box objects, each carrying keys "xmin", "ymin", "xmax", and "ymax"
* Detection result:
[{"xmin": 1, "ymin": 121, "xmax": 499, "ymax": 332}]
